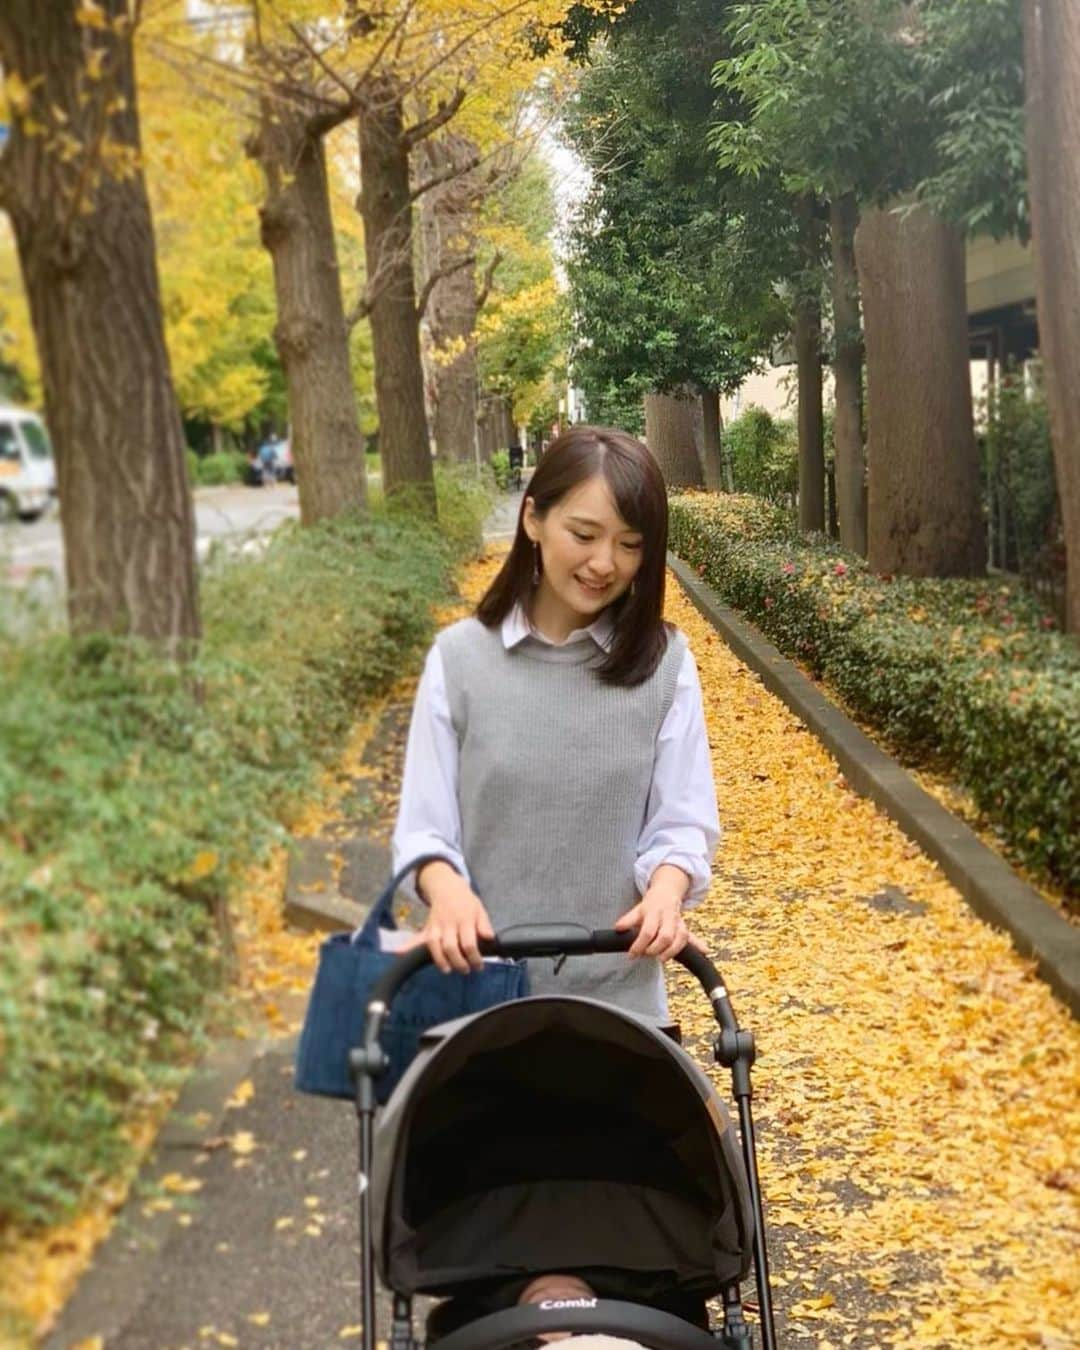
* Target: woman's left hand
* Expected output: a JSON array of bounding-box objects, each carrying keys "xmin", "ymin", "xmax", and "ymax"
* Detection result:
[{"xmin": 614, "ymin": 865, "xmax": 703, "ymax": 961}]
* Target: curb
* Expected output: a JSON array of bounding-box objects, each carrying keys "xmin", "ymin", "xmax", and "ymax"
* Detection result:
[{"xmin": 668, "ymin": 553, "xmax": 1080, "ymax": 1019}]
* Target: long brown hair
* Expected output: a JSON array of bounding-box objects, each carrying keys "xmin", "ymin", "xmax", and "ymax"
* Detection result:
[{"xmin": 476, "ymin": 426, "xmax": 670, "ymax": 686}]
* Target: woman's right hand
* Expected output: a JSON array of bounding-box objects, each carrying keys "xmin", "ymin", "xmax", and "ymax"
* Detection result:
[{"xmin": 414, "ymin": 860, "xmax": 494, "ymax": 973}]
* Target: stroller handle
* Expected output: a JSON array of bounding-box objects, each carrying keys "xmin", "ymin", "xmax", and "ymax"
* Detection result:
[{"xmin": 367, "ymin": 923, "xmax": 739, "ymax": 1034}]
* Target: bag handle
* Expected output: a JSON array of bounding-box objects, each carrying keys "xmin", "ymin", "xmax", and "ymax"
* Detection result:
[{"xmin": 351, "ymin": 853, "xmax": 459, "ymax": 947}]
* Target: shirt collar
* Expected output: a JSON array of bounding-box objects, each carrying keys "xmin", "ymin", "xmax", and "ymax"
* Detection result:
[{"xmin": 502, "ymin": 603, "xmax": 615, "ymax": 652}]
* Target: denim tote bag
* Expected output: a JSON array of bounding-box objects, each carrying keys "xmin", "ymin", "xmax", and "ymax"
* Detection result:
[{"xmin": 294, "ymin": 855, "xmax": 529, "ymax": 1104}]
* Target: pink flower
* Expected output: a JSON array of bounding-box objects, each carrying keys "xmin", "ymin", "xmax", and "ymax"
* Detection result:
[
  {"xmin": 833, "ymin": 562, "xmax": 847, "ymax": 577},
  {"xmin": 782, "ymin": 562, "xmax": 796, "ymax": 575},
  {"xmin": 763, "ymin": 596, "xmax": 774, "ymax": 609}
]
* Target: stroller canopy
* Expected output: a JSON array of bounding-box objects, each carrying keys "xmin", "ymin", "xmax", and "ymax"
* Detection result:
[{"xmin": 372, "ymin": 996, "xmax": 755, "ymax": 1299}]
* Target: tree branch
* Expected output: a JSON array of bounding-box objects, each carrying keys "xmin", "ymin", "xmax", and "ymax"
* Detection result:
[
  {"xmin": 403, "ymin": 88, "xmax": 466, "ymax": 150},
  {"xmin": 346, "ymin": 287, "xmax": 372, "ymax": 330},
  {"xmin": 411, "ymin": 152, "xmax": 482, "ymax": 202},
  {"xmin": 416, "ymin": 251, "xmax": 476, "ymax": 320},
  {"xmin": 476, "ymin": 250, "xmax": 503, "ymax": 311}
]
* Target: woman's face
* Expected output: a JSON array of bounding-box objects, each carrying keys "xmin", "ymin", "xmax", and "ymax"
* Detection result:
[{"xmin": 523, "ymin": 473, "xmax": 644, "ymax": 633}]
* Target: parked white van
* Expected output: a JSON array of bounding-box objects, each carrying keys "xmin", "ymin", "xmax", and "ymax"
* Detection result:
[{"xmin": 0, "ymin": 406, "xmax": 56, "ymax": 521}]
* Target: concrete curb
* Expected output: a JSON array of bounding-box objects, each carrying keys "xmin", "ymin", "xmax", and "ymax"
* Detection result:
[{"xmin": 668, "ymin": 552, "xmax": 1080, "ymax": 1019}]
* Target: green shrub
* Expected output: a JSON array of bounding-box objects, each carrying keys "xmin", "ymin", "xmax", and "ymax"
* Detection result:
[
  {"xmin": 196, "ymin": 450, "xmax": 249, "ymax": 486},
  {"xmin": 0, "ymin": 491, "xmax": 489, "ymax": 1231},
  {"xmin": 725, "ymin": 407, "xmax": 799, "ymax": 505},
  {"xmin": 669, "ymin": 493, "xmax": 1079, "ymax": 897},
  {"xmin": 490, "ymin": 450, "xmax": 511, "ymax": 490},
  {"xmin": 981, "ymin": 362, "xmax": 1060, "ymax": 579}
]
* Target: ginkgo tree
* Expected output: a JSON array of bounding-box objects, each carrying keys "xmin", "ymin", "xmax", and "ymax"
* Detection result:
[
  {"xmin": 154, "ymin": 1, "xmax": 584, "ymax": 518},
  {"xmin": 0, "ymin": 0, "xmax": 200, "ymax": 647}
]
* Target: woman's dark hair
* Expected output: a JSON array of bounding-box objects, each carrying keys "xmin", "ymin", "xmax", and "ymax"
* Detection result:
[{"xmin": 476, "ymin": 425, "xmax": 670, "ymax": 687}]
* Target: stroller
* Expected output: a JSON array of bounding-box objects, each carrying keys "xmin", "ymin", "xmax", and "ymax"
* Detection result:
[{"xmin": 351, "ymin": 926, "xmax": 778, "ymax": 1350}]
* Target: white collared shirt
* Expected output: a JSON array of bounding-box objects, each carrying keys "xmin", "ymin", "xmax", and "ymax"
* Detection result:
[{"xmin": 392, "ymin": 605, "xmax": 720, "ymax": 904}]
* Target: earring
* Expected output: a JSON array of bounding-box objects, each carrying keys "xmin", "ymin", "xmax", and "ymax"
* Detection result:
[
  {"xmin": 630, "ymin": 579, "xmax": 637, "ymax": 598},
  {"xmin": 532, "ymin": 542, "xmax": 541, "ymax": 586}
]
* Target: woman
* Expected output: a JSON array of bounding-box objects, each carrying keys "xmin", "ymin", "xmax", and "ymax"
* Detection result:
[{"xmin": 391, "ymin": 425, "xmax": 719, "ymax": 1020}]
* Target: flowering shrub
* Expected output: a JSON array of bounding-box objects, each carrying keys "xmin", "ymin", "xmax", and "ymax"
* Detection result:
[{"xmin": 669, "ymin": 493, "xmax": 1080, "ymax": 898}]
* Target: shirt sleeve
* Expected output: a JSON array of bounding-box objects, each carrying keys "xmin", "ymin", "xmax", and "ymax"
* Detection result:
[
  {"xmin": 391, "ymin": 644, "xmax": 469, "ymax": 897},
  {"xmin": 635, "ymin": 644, "xmax": 721, "ymax": 908}
]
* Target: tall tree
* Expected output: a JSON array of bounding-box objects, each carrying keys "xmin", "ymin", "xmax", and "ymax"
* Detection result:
[
  {"xmin": 355, "ymin": 77, "xmax": 446, "ymax": 506},
  {"xmin": 146, "ymin": 6, "xmax": 371, "ymax": 522},
  {"xmin": 855, "ymin": 204, "xmax": 983, "ymax": 575},
  {"xmin": 644, "ymin": 390, "xmax": 706, "ymax": 489},
  {"xmin": 248, "ymin": 78, "xmax": 368, "ymax": 523},
  {"xmin": 713, "ymin": 0, "xmax": 1026, "ymax": 574},
  {"xmin": 1023, "ymin": 0, "xmax": 1080, "ymax": 633},
  {"xmin": 562, "ymin": 2, "xmax": 782, "ymax": 458},
  {"xmin": 0, "ymin": 0, "xmax": 199, "ymax": 647},
  {"xmin": 418, "ymin": 133, "xmax": 485, "ymax": 464}
]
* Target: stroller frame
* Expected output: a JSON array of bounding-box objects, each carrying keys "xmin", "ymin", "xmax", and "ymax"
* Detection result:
[{"xmin": 351, "ymin": 927, "xmax": 778, "ymax": 1350}]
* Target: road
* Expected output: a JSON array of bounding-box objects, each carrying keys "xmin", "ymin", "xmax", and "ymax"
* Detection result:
[{"xmin": 1, "ymin": 483, "xmax": 302, "ymax": 586}]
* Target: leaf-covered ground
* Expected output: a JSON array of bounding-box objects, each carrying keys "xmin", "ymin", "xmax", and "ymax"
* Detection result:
[
  {"xmin": 663, "ymin": 581, "xmax": 1079, "ymax": 1348},
  {"xmin": 5, "ymin": 554, "xmax": 1076, "ymax": 1347}
]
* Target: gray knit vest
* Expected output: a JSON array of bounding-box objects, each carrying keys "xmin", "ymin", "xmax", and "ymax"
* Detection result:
[{"xmin": 438, "ymin": 617, "xmax": 686, "ymax": 1019}]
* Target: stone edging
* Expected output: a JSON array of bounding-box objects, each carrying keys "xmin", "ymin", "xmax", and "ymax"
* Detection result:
[{"xmin": 668, "ymin": 552, "xmax": 1080, "ymax": 1019}]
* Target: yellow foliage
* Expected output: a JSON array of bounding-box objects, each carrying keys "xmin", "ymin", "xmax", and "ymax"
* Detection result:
[
  {"xmin": 137, "ymin": 15, "xmax": 275, "ymax": 430},
  {"xmin": 664, "ymin": 580, "xmax": 1080, "ymax": 1347}
]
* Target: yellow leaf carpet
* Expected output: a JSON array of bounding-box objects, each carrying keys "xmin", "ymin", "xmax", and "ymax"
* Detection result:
[
  {"xmin": 3, "ymin": 552, "xmax": 1075, "ymax": 1348},
  {"xmin": 663, "ymin": 580, "xmax": 1079, "ymax": 1348}
]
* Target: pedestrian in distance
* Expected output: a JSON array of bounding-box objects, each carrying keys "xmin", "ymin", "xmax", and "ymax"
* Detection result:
[
  {"xmin": 392, "ymin": 425, "xmax": 720, "ymax": 1020},
  {"xmin": 507, "ymin": 438, "xmax": 524, "ymax": 491}
]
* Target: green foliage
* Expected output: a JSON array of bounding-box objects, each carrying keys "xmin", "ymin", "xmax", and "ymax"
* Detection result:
[
  {"xmin": 195, "ymin": 450, "xmax": 249, "ymax": 486},
  {"xmin": 477, "ymin": 157, "xmax": 568, "ymax": 427},
  {"xmin": 431, "ymin": 464, "xmax": 497, "ymax": 559},
  {"xmin": 981, "ymin": 363, "xmax": 1059, "ymax": 578},
  {"xmin": 669, "ymin": 493, "xmax": 1079, "ymax": 897},
  {"xmin": 490, "ymin": 450, "xmax": 511, "ymax": 490},
  {"xmin": 0, "ymin": 491, "xmax": 490, "ymax": 1231},
  {"xmin": 712, "ymin": 0, "xmax": 1027, "ymax": 237},
  {"xmin": 562, "ymin": 0, "xmax": 787, "ymax": 417},
  {"xmin": 725, "ymin": 407, "xmax": 798, "ymax": 503}
]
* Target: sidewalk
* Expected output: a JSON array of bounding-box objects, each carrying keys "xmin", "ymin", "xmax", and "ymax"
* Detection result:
[{"xmin": 45, "ymin": 523, "xmax": 1079, "ymax": 1349}]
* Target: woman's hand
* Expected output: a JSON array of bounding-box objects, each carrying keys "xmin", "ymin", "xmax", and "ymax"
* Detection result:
[
  {"xmin": 614, "ymin": 863, "xmax": 702, "ymax": 961},
  {"xmin": 413, "ymin": 860, "xmax": 494, "ymax": 973}
]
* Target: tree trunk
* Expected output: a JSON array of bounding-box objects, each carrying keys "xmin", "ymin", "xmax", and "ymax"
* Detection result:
[
  {"xmin": 1024, "ymin": 0, "xmax": 1080, "ymax": 632},
  {"xmin": 795, "ymin": 197, "xmax": 825, "ymax": 532},
  {"xmin": 855, "ymin": 205, "xmax": 984, "ymax": 577},
  {"xmin": 249, "ymin": 102, "xmax": 367, "ymax": 525},
  {"xmin": 829, "ymin": 192, "xmax": 867, "ymax": 556},
  {"xmin": 699, "ymin": 388, "xmax": 725, "ymax": 491},
  {"xmin": 418, "ymin": 135, "xmax": 480, "ymax": 465},
  {"xmin": 358, "ymin": 81, "xmax": 434, "ymax": 509},
  {"xmin": 0, "ymin": 1, "xmax": 198, "ymax": 647},
  {"xmin": 643, "ymin": 388, "xmax": 704, "ymax": 488}
]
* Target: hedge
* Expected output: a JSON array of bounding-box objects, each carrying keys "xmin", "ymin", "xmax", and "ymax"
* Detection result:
[
  {"xmin": 668, "ymin": 493, "xmax": 1079, "ymax": 899},
  {"xmin": 0, "ymin": 469, "xmax": 492, "ymax": 1235}
]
